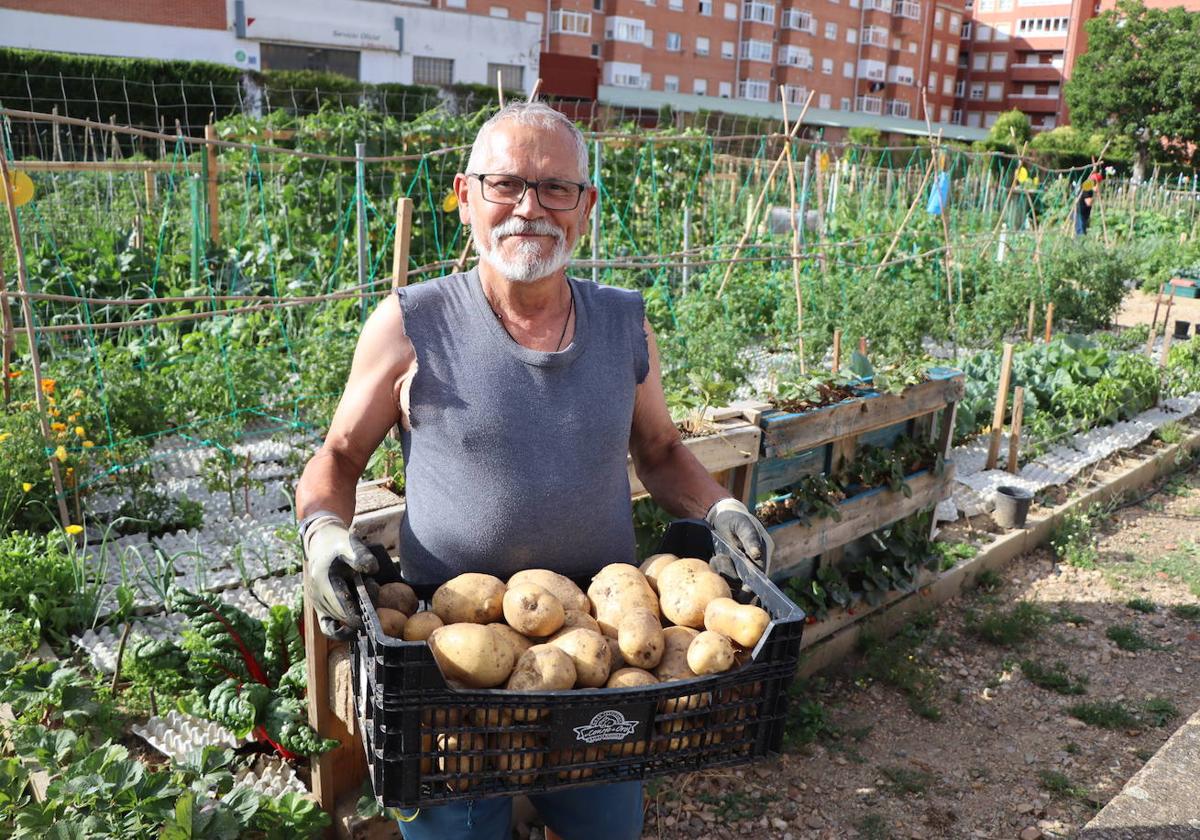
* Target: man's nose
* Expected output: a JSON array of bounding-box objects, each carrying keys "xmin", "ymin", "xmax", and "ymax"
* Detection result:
[{"xmin": 513, "ymin": 184, "xmax": 546, "ymax": 219}]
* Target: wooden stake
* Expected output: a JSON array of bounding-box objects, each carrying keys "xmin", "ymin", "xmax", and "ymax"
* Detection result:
[
  {"xmin": 0, "ymin": 260, "xmax": 12, "ymax": 404},
  {"xmin": 497, "ymin": 70, "xmax": 506, "ymax": 107},
  {"xmin": 529, "ymin": 78, "xmax": 543, "ymax": 100},
  {"xmin": 1147, "ymin": 282, "xmax": 1166, "ymax": 356},
  {"xmin": 391, "ymin": 197, "xmax": 413, "ymax": 289},
  {"xmin": 0, "ymin": 149, "xmax": 72, "ymax": 527},
  {"xmin": 858, "ymin": 336, "xmax": 868, "ymax": 355},
  {"xmin": 1159, "ymin": 287, "xmax": 1177, "ymax": 361},
  {"xmin": 204, "ymin": 124, "xmax": 219, "ymax": 245},
  {"xmin": 143, "ymin": 169, "xmax": 157, "ymax": 208},
  {"xmin": 832, "ymin": 329, "xmax": 842, "ymax": 373},
  {"xmin": 780, "ymin": 87, "xmax": 805, "ymax": 374},
  {"xmin": 51, "ymin": 105, "xmax": 62, "ymax": 162},
  {"xmin": 985, "ymin": 342, "xmax": 1015, "ymax": 471},
  {"xmin": 1043, "ymin": 302, "xmax": 1055, "ymax": 343},
  {"xmin": 716, "ymin": 91, "xmax": 814, "ymax": 298},
  {"xmin": 1006, "ymin": 386, "xmax": 1025, "ymax": 474},
  {"xmin": 453, "ymin": 240, "xmax": 472, "ymax": 273},
  {"xmin": 1025, "ymin": 299, "xmax": 1036, "ymax": 342},
  {"xmin": 133, "ymin": 213, "xmax": 143, "ymax": 250}
]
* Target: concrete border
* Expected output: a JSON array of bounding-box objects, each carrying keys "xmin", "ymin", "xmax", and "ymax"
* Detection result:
[{"xmin": 797, "ymin": 423, "xmax": 1200, "ymax": 678}]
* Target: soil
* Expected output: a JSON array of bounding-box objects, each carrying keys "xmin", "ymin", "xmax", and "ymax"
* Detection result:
[
  {"xmin": 773, "ymin": 383, "xmax": 861, "ymax": 415},
  {"xmin": 639, "ymin": 460, "xmax": 1200, "ymax": 840},
  {"xmin": 1116, "ymin": 288, "xmax": 1200, "ymax": 332}
]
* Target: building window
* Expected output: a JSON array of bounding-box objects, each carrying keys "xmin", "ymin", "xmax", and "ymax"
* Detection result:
[
  {"xmin": 892, "ymin": 36, "xmax": 902, "ymax": 49},
  {"xmin": 696, "ymin": 35, "xmax": 710, "ymax": 55},
  {"xmin": 694, "ymin": 78, "xmax": 708, "ymax": 94},
  {"xmin": 955, "ymin": 79, "xmax": 965, "ymax": 96},
  {"xmin": 525, "ymin": 11, "xmax": 543, "ymax": 24},
  {"xmin": 995, "ymin": 22, "xmax": 1011, "ymax": 41},
  {"xmin": 858, "ymin": 58, "xmax": 886, "ymax": 80},
  {"xmin": 719, "ymin": 80, "xmax": 732, "ymax": 96},
  {"xmin": 779, "ymin": 45, "xmax": 813, "ymax": 67},
  {"xmin": 931, "ymin": 40, "xmax": 941, "ymax": 60},
  {"xmin": 986, "ymin": 82, "xmax": 1003, "ymax": 100},
  {"xmin": 952, "ymin": 108, "xmax": 963, "ymax": 123},
  {"xmin": 781, "ymin": 8, "xmax": 816, "ymax": 32},
  {"xmin": 864, "ymin": 0, "xmax": 892, "ymax": 11},
  {"xmin": 885, "ymin": 98, "xmax": 911, "ymax": 117},
  {"xmin": 724, "ymin": 1, "xmax": 738, "ymax": 18},
  {"xmin": 856, "ymin": 95, "xmax": 882, "ymax": 114},
  {"xmin": 413, "ymin": 56, "xmax": 453, "ymax": 85},
  {"xmin": 699, "ymin": 0, "xmax": 712, "ymax": 12},
  {"xmin": 738, "ymin": 79, "xmax": 771, "ymax": 100},
  {"xmin": 552, "ymin": 10, "xmax": 592, "ymax": 35},
  {"xmin": 644, "ymin": 28, "xmax": 654, "ymax": 46},
  {"xmin": 967, "ymin": 111, "xmax": 982, "ymax": 127},
  {"xmin": 940, "ymin": 105, "xmax": 950, "ymax": 121},
  {"xmin": 666, "ymin": 31, "xmax": 682, "ymax": 50},
  {"xmin": 929, "ymin": 71, "xmax": 938, "ymax": 89},
  {"xmin": 943, "ymin": 75, "xmax": 954, "ymax": 95},
  {"xmin": 591, "ymin": 42, "xmax": 601, "ymax": 56},
  {"xmin": 843, "ymin": 60, "xmax": 854, "ymax": 77},
  {"xmin": 960, "ymin": 22, "xmax": 971, "ymax": 39},
  {"xmin": 605, "ymin": 62, "xmax": 643, "ymax": 87},
  {"xmin": 743, "ymin": 0, "xmax": 776, "ymax": 22},
  {"xmin": 846, "ymin": 27, "xmax": 857, "ymax": 43},
  {"xmin": 977, "ymin": 23, "xmax": 992, "ymax": 41},
  {"xmin": 594, "ymin": 0, "xmax": 603, "ymax": 8},
  {"xmin": 489, "ymin": 6, "xmax": 509, "ymax": 17},
  {"xmin": 821, "ymin": 57, "xmax": 834, "ymax": 74},
  {"xmin": 969, "ymin": 82, "xmax": 984, "ymax": 99},
  {"xmin": 721, "ymin": 40, "xmax": 735, "ymax": 58},
  {"xmin": 984, "ymin": 112, "xmax": 999, "ymax": 128},
  {"xmin": 488, "ymin": 63, "xmax": 524, "ymax": 90},
  {"xmin": 783, "ymin": 84, "xmax": 808, "ymax": 104},
  {"xmin": 949, "ymin": 14, "xmax": 961, "ymax": 34},
  {"xmin": 863, "ymin": 25, "xmax": 888, "ymax": 47},
  {"xmin": 840, "ymin": 96, "xmax": 850, "ymax": 110},
  {"xmin": 260, "ymin": 43, "xmax": 361, "ymax": 78},
  {"xmin": 824, "ymin": 21, "xmax": 838, "ymax": 39},
  {"xmin": 894, "ymin": 0, "xmax": 920, "ymax": 19},
  {"xmin": 934, "ymin": 9, "xmax": 944, "ymax": 28},
  {"xmin": 972, "ymin": 52, "xmax": 987, "ymax": 71},
  {"xmin": 887, "ymin": 64, "xmax": 914, "ymax": 84},
  {"xmin": 669, "ymin": 0, "xmax": 683, "ymax": 8},
  {"xmin": 740, "ymin": 39, "xmax": 774, "ymax": 61},
  {"xmin": 606, "ymin": 16, "xmax": 647, "ymax": 42},
  {"xmin": 999, "ymin": 0, "xmax": 1013, "ymax": 9},
  {"xmin": 946, "ymin": 44, "xmax": 957, "ymax": 63},
  {"xmin": 815, "ymin": 93, "xmax": 828, "ymax": 108},
  {"xmin": 664, "ymin": 74, "xmax": 680, "ymax": 92},
  {"xmin": 990, "ymin": 52, "xmax": 1007, "ymax": 70}
]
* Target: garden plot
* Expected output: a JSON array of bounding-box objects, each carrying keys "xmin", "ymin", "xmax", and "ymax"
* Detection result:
[{"xmin": 944, "ymin": 395, "xmax": 1200, "ymax": 519}]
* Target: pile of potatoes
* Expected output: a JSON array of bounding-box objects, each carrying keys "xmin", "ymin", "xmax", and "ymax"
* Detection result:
[
  {"xmin": 369, "ymin": 555, "xmax": 771, "ymax": 694},
  {"xmin": 367, "ymin": 555, "xmax": 771, "ymax": 790}
]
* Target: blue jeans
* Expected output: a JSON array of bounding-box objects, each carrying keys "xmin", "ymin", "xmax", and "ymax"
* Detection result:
[{"xmin": 396, "ymin": 781, "xmax": 645, "ymax": 840}]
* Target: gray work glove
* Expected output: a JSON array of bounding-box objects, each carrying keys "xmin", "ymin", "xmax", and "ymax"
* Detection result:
[
  {"xmin": 301, "ymin": 512, "xmax": 379, "ymax": 640},
  {"xmin": 706, "ymin": 498, "xmax": 774, "ymax": 572}
]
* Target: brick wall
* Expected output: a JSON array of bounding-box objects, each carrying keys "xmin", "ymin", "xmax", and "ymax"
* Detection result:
[{"xmin": 0, "ymin": 0, "xmax": 227, "ymax": 30}]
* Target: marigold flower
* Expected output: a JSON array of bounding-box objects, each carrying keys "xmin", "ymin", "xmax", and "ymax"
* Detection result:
[
  {"xmin": 82, "ymin": 440, "xmax": 95, "ymax": 448},
  {"xmin": 7, "ymin": 370, "xmax": 21, "ymax": 379},
  {"xmin": 21, "ymin": 482, "xmax": 32, "ymax": 492},
  {"xmin": 64, "ymin": 524, "xmax": 83, "ymax": 535},
  {"xmin": 50, "ymin": 422, "xmax": 67, "ymax": 433},
  {"xmin": 74, "ymin": 426, "xmax": 85, "ymax": 437},
  {"xmin": 54, "ymin": 445, "xmax": 67, "ymax": 462},
  {"xmin": 48, "ymin": 408, "xmax": 60, "ymax": 418},
  {"xmin": 0, "ymin": 433, "xmax": 10, "ymax": 443},
  {"xmin": 40, "ymin": 378, "xmax": 56, "ymax": 395}
]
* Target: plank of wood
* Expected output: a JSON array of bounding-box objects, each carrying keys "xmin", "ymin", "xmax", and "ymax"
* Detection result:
[
  {"xmin": 1007, "ymin": 387, "xmax": 1025, "ymax": 474},
  {"xmin": 760, "ymin": 375, "xmax": 965, "ymax": 459},
  {"xmin": 769, "ymin": 467, "xmax": 956, "ymax": 577},
  {"xmin": 984, "ymin": 343, "xmax": 1014, "ymax": 470},
  {"xmin": 627, "ymin": 423, "xmax": 761, "ymax": 496}
]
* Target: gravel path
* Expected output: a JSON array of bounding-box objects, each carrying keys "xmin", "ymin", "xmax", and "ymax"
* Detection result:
[{"xmin": 642, "ymin": 460, "xmax": 1200, "ymax": 840}]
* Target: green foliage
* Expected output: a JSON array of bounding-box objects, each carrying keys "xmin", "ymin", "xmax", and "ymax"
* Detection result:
[
  {"xmin": 1105, "ymin": 624, "xmax": 1157, "ymax": 651},
  {"xmin": 1051, "ymin": 506, "xmax": 1102, "ymax": 569},
  {"xmin": 1065, "ymin": 0, "xmax": 1200, "ymax": 174},
  {"xmin": 986, "ymin": 110, "xmax": 1033, "ymax": 152},
  {"xmin": 1126, "ymin": 597, "xmax": 1157, "ymax": 614},
  {"xmin": 1067, "ymin": 697, "xmax": 1177, "ymax": 730},
  {"xmin": 856, "ymin": 614, "xmax": 942, "ymax": 720},
  {"xmin": 965, "ymin": 601, "xmax": 1050, "ymax": 645},
  {"xmin": 1038, "ymin": 769, "xmax": 1094, "ymax": 803},
  {"xmin": 0, "ymin": 531, "xmax": 93, "ymax": 641},
  {"xmin": 1172, "ymin": 604, "xmax": 1200, "ymax": 620},
  {"xmin": 1020, "ymin": 660, "xmax": 1089, "ymax": 695}
]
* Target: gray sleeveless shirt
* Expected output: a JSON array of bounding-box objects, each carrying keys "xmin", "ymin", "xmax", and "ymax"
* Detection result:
[{"xmin": 396, "ymin": 269, "xmax": 649, "ymax": 585}]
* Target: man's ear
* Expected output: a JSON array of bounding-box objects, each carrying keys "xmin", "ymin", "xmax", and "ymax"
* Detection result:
[{"xmin": 454, "ymin": 172, "xmax": 471, "ymax": 226}]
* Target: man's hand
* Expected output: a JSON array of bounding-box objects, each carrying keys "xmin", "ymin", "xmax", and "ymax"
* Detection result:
[
  {"xmin": 706, "ymin": 498, "xmax": 774, "ymax": 571},
  {"xmin": 302, "ymin": 512, "xmax": 379, "ymax": 639}
]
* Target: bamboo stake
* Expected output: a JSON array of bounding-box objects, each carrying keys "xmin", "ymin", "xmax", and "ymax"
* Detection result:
[
  {"xmin": 1147, "ymin": 282, "xmax": 1166, "ymax": 355},
  {"xmin": 528, "ymin": 78, "xmax": 543, "ymax": 101},
  {"xmin": 985, "ymin": 342, "xmax": 1015, "ymax": 471},
  {"xmin": 779, "ymin": 88, "xmax": 805, "ymax": 374},
  {"xmin": 715, "ymin": 91, "xmax": 814, "ymax": 298},
  {"xmin": 858, "ymin": 336, "xmax": 868, "ymax": 356},
  {"xmin": 51, "ymin": 105, "xmax": 62, "ymax": 161},
  {"xmin": 144, "ymin": 169, "xmax": 157, "ymax": 208},
  {"xmin": 391, "ymin": 197, "xmax": 414, "ymax": 289},
  {"xmin": 832, "ymin": 329, "xmax": 842, "ymax": 373},
  {"xmin": 1159, "ymin": 287, "xmax": 1177, "ymax": 358},
  {"xmin": 0, "ymin": 150, "xmax": 72, "ymax": 527},
  {"xmin": 204, "ymin": 124, "xmax": 219, "ymax": 245},
  {"xmin": 497, "ymin": 71, "xmax": 506, "ymax": 107},
  {"xmin": 871, "ymin": 156, "xmax": 936, "ymax": 282},
  {"xmin": 0, "ymin": 260, "xmax": 11, "ymax": 404},
  {"xmin": 1006, "ymin": 386, "xmax": 1025, "ymax": 474},
  {"xmin": 1043, "ymin": 302, "xmax": 1055, "ymax": 344},
  {"xmin": 1026, "ymin": 299, "xmax": 1036, "ymax": 342}
]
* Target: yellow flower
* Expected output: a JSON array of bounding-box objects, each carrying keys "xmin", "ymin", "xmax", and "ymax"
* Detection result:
[
  {"xmin": 21, "ymin": 482, "xmax": 32, "ymax": 492},
  {"xmin": 70, "ymin": 389, "xmax": 83, "ymax": 399},
  {"xmin": 50, "ymin": 422, "xmax": 67, "ymax": 433},
  {"xmin": 442, "ymin": 192, "xmax": 459, "ymax": 213},
  {"xmin": 39, "ymin": 378, "xmax": 56, "ymax": 396},
  {"xmin": 75, "ymin": 426, "xmax": 85, "ymax": 437},
  {"xmin": 0, "ymin": 433, "xmax": 10, "ymax": 443},
  {"xmin": 68, "ymin": 413, "xmax": 79, "ymax": 422},
  {"xmin": 64, "ymin": 524, "xmax": 83, "ymax": 535},
  {"xmin": 7, "ymin": 370, "xmax": 22, "ymax": 379},
  {"xmin": 54, "ymin": 445, "xmax": 67, "ymax": 462},
  {"xmin": 82, "ymin": 440, "xmax": 95, "ymax": 449}
]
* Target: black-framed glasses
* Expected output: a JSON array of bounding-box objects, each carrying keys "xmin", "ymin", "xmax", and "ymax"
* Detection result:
[{"xmin": 468, "ymin": 173, "xmax": 587, "ymax": 211}]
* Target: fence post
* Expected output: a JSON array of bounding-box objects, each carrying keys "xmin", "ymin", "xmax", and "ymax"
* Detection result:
[
  {"xmin": 985, "ymin": 342, "xmax": 1015, "ymax": 471},
  {"xmin": 355, "ymin": 141, "xmax": 368, "ymax": 319},
  {"xmin": 592, "ymin": 139, "xmax": 602, "ymax": 285},
  {"xmin": 204, "ymin": 124, "xmax": 220, "ymax": 245}
]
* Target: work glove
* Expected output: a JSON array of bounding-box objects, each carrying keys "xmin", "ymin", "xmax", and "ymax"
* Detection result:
[
  {"xmin": 301, "ymin": 511, "xmax": 379, "ymax": 640},
  {"xmin": 706, "ymin": 498, "xmax": 774, "ymax": 573}
]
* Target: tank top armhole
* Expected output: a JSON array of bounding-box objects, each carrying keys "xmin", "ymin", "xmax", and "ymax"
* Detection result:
[
  {"xmin": 632, "ymin": 295, "xmax": 650, "ymax": 385},
  {"xmin": 395, "ymin": 286, "xmax": 412, "ymax": 339}
]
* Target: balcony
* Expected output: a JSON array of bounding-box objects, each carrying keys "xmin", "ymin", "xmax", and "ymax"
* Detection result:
[
  {"xmin": 855, "ymin": 95, "xmax": 883, "ymax": 114},
  {"xmin": 1010, "ymin": 62, "xmax": 1063, "ymax": 82},
  {"xmin": 1006, "ymin": 94, "xmax": 1060, "ymax": 112}
]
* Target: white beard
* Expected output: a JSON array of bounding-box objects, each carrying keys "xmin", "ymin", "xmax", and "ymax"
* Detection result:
[{"xmin": 472, "ymin": 217, "xmax": 573, "ymax": 283}]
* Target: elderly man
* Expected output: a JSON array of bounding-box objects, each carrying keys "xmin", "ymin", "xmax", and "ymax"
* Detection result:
[{"xmin": 295, "ymin": 101, "xmax": 770, "ymax": 840}]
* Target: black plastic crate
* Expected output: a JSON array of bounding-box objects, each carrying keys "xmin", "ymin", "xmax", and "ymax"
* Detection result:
[{"xmin": 349, "ymin": 519, "xmax": 805, "ymax": 808}]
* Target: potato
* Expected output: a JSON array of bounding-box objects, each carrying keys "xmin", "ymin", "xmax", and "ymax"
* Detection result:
[
  {"xmin": 508, "ymin": 569, "xmax": 590, "ymax": 614},
  {"xmin": 428, "ymin": 623, "xmax": 515, "ymax": 688},
  {"xmin": 587, "ymin": 564, "xmax": 659, "ymax": 637},
  {"xmin": 605, "ymin": 636, "xmax": 626, "ymax": 671},
  {"xmin": 704, "ymin": 597, "xmax": 771, "ymax": 649},
  {"xmin": 606, "ymin": 667, "xmax": 658, "ymax": 689},
  {"xmin": 376, "ymin": 607, "xmax": 408, "ymax": 638},
  {"xmin": 502, "ymin": 583, "xmax": 565, "ymax": 637},
  {"xmin": 494, "ymin": 732, "xmax": 542, "ymax": 785},
  {"xmin": 376, "ymin": 581, "xmax": 418, "ymax": 616},
  {"xmin": 687, "ymin": 630, "xmax": 736, "ymax": 675},
  {"xmin": 617, "ymin": 609, "xmax": 665, "ymax": 670},
  {"xmin": 655, "ymin": 627, "xmax": 706, "ymax": 711},
  {"xmin": 402, "ymin": 611, "xmax": 443, "ymax": 642},
  {"xmin": 547, "ymin": 628, "xmax": 611, "ymax": 688},
  {"xmin": 437, "ymin": 732, "xmax": 485, "ymax": 791},
  {"xmin": 559, "ymin": 609, "xmax": 601, "ymax": 635},
  {"xmin": 470, "ymin": 707, "xmax": 514, "ymax": 727},
  {"xmin": 431, "ymin": 573, "xmax": 506, "ymax": 624},
  {"xmin": 489, "ymin": 623, "xmax": 534, "ymax": 660},
  {"xmin": 506, "ymin": 644, "xmax": 577, "ymax": 691},
  {"xmin": 638, "ymin": 553, "xmax": 678, "ymax": 594},
  {"xmin": 549, "ymin": 747, "xmax": 601, "ymax": 781},
  {"xmin": 657, "ymin": 559, "xmax": 731, "ymax": 629}
]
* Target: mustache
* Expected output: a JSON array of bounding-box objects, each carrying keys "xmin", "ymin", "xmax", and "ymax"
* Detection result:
[{"xmin": 491, "ymin": 218, "xmax": 566, "ymax": 244}]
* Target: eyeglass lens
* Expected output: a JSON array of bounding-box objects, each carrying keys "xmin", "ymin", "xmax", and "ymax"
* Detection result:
[{"xmin": 479, "ymin": 175, "xmax": 582, "ymax": 210}]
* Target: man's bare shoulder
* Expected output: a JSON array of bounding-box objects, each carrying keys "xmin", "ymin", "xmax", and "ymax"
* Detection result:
[{"xmin": 357, "ymin": 292, "xmax": 414, "ymax": 373}]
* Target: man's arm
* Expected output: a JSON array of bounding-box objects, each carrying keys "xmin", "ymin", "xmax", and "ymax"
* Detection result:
[
  {"xmin": 629, "ymin": 318, "xmax": 729, "ymax": 518},
  {"xmin": 295, "ymin": 292, "xmax": 415, "ymax": 522}
]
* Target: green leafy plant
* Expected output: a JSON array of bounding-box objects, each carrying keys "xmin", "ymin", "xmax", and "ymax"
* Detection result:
[
  {"xmin": 1020, "ymin": 660, "xmax": 1089, "ymax": 695},
  {"xmin": 965, "ymin": 601, "xmax": 1050, "ymax": 646}
]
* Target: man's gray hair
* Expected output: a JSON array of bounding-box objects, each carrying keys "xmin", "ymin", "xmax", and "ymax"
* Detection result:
[{"xmin": 466, "ymin": 101, "xmax": 591, "ymax": 184}]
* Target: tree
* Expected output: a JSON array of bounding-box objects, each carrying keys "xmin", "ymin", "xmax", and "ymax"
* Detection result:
[
  {"xmin": 987, "ymin": 109, "xmax": 1033, "ymax": 150},
  {"xmin": 1065, "ymin": 0, "xmax": 1200, "ymax": 180}
]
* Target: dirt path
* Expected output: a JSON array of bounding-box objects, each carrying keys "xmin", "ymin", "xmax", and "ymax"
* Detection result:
[
  {"xmin": 643, "ymin": 463, "xmax": 1200, "ymax": 840},
  {"xmin": 1116, "ymin": 288, "xmax": 1200, "ymax": 331}
]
